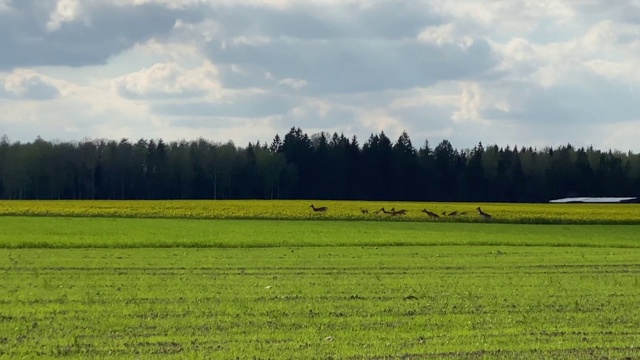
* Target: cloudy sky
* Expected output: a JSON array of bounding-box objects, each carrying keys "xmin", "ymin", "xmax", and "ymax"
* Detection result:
[{"xmin": 1, "ymin": 0, "xmax": 640, "ymax": 152}]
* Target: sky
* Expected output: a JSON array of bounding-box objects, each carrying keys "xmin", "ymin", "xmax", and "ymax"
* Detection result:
[{"xmin": 1, "ymin": 0, "xmax": 640, "ymax": 152}]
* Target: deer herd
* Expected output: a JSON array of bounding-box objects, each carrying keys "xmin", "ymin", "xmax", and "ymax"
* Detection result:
[{"xmin": 310, "ymin": 204, "xmax": 493, "ymax": 219}]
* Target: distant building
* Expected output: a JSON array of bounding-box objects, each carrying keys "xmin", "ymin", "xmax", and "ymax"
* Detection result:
[{"xmin": 549, "ymin": 197, "xmax": 638, "ymax": 204}]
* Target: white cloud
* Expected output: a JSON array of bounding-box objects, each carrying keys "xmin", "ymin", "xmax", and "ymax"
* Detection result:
[
  {"xmin": 172, "ymin": 18, "xmax": 219, "ymax": 43},
  {"xmin": 583, "ymin": 59, "xmax": 640, "ymax": 84},
  {"xmin": 112, "ymin": 0, "xmax": 209, "ymax": 7},
  {"xmin": 277, "ymin": 78, "xmax": 307, "ymax": 90},
  {"xmin": 431, "ymin": 0, "xmax": 576, "ymax": 33},
  {"xmin": 452, "ymin": 82, "xmax": 484, "ymax": 124},
  {"xmin": 578, "ymin": 20, "xmax": 639, "ymax": 55},
  {"xmin": 47, "ymin": 0, "xmax": 83, "ymax": 31},
  {"xmin": 111, "ymin": 61, "xmax": 221, "ymax": 98},
  {"xmin": 131, "ymin": 39, "xmax": 201, "ymax": 61},
  {"xmin": 231, "ymin": 36, "xmax": 272, "ymax": 46},
  {"xmin": 417, "ymin": 23, "xmax": 473, "ymax": 48},
  {"xmin": 356, "ymin": 109, "xmax": 403, "ymax": 135},
  {"xmin": 0, "ymin": 76, "xmax": 158, "ymax": 142},
  {"xmin": 2, "ymin": 69, "xmax": 61, "ymax": 100}
]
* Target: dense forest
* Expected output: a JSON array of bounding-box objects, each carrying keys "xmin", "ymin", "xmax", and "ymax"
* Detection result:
[{"xmin": 0, "ymin": 128, "xmax": 638, "ymax": 202}]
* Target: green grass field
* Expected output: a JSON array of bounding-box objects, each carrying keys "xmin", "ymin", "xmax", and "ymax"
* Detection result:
[
  {"xmin": 2, "ymin": 246, "xmax": 639, "ymax": 359},
  {"xmin": 1, "ymin": 216, "xmax": 640, "ymax": 249},
  {"xmin": 1, "ymin": 214, "xmax": 639, "ymax": 358}
]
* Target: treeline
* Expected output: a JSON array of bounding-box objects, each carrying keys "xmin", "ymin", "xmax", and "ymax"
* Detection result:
[{"xmin": 0, "ymin": 128, "xmax": 638, "ymax": 202}]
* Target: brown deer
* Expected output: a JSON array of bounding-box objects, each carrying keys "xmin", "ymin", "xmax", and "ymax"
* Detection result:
[
  {"xmin": 375, "ymin": 207, "xmax": 407, "ymax": 215},
  {"xmin": 310, "ymin": 204, "xmax": 328, "ymax": 212},
  {"xmin": 476, "ymin": 207, "xmax": 492, "ymax": 219},
  {"xmin": 360, "ymin": 208, "xmax": 369, "ymax": 214},
  {"xmin": 422, "ymin": 209, "xmax": 440, "ymax": 218}
]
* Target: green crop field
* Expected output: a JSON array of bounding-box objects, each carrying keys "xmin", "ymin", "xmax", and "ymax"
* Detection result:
[
  {"xmin": 1, "ymin": 216, "xmax": 640, "ymax": 249},
  {"xmin": 1, "ymin": 199, "xmax": 639, "ymax": 224},
  {"xmin": 1, "ymin": 214, "xmax": 639, "ymax": 359}
]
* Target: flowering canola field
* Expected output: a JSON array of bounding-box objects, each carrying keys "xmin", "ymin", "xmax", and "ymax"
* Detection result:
[{"xmin": 0, "ymin": 200, "xmax": 638, "ymax": 224}]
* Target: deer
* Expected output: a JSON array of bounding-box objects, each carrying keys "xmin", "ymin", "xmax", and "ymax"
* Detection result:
[
  {"xmin": 310, "ymin": 204, "xmax": 328, "ymax": 212},
  {"xmin": 375, "ymin": 207, "xmax": 392, "ymax": 215},
  {"xmin": 476, "ymin": 207, "xmax": 492, "ymax": 219},
  {"xmin": 447, "ymin": 211, "xmax": 459, "ymax": 216},
  {"xmin": 390, "ymin": 207, "xmax": 407, "ymax": 215},
  {"xmin": 360, "ymin": 208, "xmax": 369, "ymax": 214},
  {"xmin": 422, "ymin": 209, "xmax": 440, "ymax": 218}
]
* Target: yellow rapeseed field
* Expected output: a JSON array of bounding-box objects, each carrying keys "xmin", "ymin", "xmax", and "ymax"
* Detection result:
[{"xmin": 0, "ymin": 200, "xmax": 638, "ymax": 224}]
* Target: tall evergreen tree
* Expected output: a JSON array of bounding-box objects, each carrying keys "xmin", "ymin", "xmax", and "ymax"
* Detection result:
[{"xmin": 1, "ymin": 129, "xmax": 638, "ymax": 202}]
